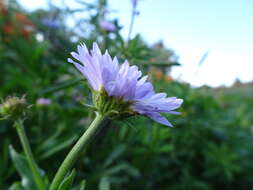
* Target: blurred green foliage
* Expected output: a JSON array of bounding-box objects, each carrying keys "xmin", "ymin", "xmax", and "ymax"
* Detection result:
[{"xmin": 1, "ymin": 0, "xmax": 253, "ymax": 189}]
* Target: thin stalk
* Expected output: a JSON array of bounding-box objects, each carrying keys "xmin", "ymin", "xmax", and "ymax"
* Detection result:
[
  {"xmin": 49, "ymin": 113, "xmax": 105, "ymax": 190},
  {"xmin": 15, "ymin": 119, "xmax": 45, "ymax": 190},
  {"xmin": 127, "ymin": 5, "xmax": 137, "ymax": 43}
]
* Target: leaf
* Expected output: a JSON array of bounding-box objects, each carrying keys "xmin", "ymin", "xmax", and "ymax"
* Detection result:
[
  {"xmin": 39, "ymin": 135, "xmax": 78, "ymax": 160},
  {"xmin": 9, "ymin": 182, "xmax": 26, "ymax": 190},
  {"xmin": 79, "ymin": 180, "xmax": 86, "ymax": 190},
  {"xmin": 0, "ymin": 139, "xmax": 10, "ymax": 177},
  {"xmin": 105, "ymin": 162, "xmax": 140, "ymax": 177},
  {"xmin": 58, "ymin": 169, "xmax": 76, "ymax": 190},
  {"xmin": 104, "ymin": 145, "xmax": 126, "ymax": 167},
  {"xmin": 158, "ymin": 144, "xmax": 173, "ymax": 153},
  {"xmin": 40, "ymin": 78, "xmax": 84, "ymax": 95},
  {"xmin": 99, "ymin": 177, "xmax": 110, "ymax": 190},
  {"xmin": 9, "ymin": 145, "xmax": 36, "ymax": 190},
  {"xmin": 74, "ymin": 180, "xmax": 86, "ymax": 190}
]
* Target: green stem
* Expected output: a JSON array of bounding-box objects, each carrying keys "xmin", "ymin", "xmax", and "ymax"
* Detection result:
[
  {"xmin": 127, "ymin": 5, "xmax": 137, "ymax": 43},
  {"xmin": 49, "ymin": 112, "xmax": 105, "ymax": 190},
  {"xmin": 15, "ymin": 119, "xmax": 45, "ymax": 190}
]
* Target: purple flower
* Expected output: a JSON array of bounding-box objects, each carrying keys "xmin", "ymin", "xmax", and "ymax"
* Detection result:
[
  {"xmin": 131, "ymin": 0, "xmax": 138, "ymax": 7},
  {"xmin": 68, "ymin": 43, "xmax": 183, "ymax": 127},
  {"xmin": 36, "ymin": 98, "xmax": 51, "ymax": 106},
  {"xmin": 41, "ymin": 18, "xmax": 60, "ymax": 29},
  {"xmin": 99, "ymin": 20, "xmax": 116, "ymax": 32}
]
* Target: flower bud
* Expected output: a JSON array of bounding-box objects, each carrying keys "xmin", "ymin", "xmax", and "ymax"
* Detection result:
[{"xmin": 0, "ymin": 96, "xmax": 28, "ymax": 119}]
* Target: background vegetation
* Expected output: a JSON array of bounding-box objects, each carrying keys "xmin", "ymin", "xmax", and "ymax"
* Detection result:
[{"xmin": 1, "ymin": 0, "xmax": 253, "ymax": 189}]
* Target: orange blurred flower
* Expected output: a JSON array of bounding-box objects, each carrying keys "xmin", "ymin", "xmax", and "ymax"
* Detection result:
[
  {"xmin": 0, "ymin": 0, "xmax": 7, "ymax": 15},
  {"xmin": 21, "ymin": 28, "xmax": 30, "ymax": 38},
  {"xmin": 15, "ymin": 12, "xmax": 34, "ymax": 38},
  {"xmin": 154, "ymin": 70, "xmax": 163, "ymax": 80},
  {"xmin": 165, "ymin": 75, "xmax": 173, "ymax": 82},
  {"xmin": 3, "ymin": 23, "xmax": 15, "ymax": 35},
  {"xmin": 15, "ymin": 13, "xmax": 33, "ymax": 26}
]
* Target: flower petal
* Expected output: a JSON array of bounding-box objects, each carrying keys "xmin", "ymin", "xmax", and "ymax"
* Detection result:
[{"xmin": 146, "ymin": 112, "xmax": 173, "ymax": 127}]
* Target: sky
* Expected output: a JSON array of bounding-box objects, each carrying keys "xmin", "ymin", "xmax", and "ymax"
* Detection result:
[{"xmin": 18, "ymin": 0, "xmax": 253, "ymax": 87}]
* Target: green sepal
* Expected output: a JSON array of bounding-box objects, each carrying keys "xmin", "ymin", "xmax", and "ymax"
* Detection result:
[
  {"xmin": 92, "ymin": 88, "xmax": 136, "ymax": 119},
  {"xmin": 80, "ymin": 102, "xmax": 96, "ymax": 110}
]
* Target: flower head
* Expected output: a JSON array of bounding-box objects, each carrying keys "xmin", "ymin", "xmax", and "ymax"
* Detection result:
[
  {"xmin": 99, "ymin": 20, "xmax": 116, "ymax": 32},
  {"xmin": 0, "ymin": 96, "xmax": 28, "ymax": 120},
  {"xmin": 131, "ymin": 0, "xmax": 138, "ymax": 8},
  {"xmin": 41, "ymin": 18, "xmax": 60, "ymax": 29},
  {"xmin": 36, "ymin": 98, "xmax": 51, "ymax": 106},
  {"xmin": 68, "ymin": 43, "xmax": 183, "ymax": 126}
]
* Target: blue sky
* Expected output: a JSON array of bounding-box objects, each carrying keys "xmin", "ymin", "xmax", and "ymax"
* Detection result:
[{"xmin": 19, "ymin": 0, "xmax": 253, "ymax": 87}]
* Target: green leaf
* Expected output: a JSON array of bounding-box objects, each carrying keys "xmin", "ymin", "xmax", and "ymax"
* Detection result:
[
  {"xmin": 0, "ymin": 139, "xmax": 10, "ymax": 177},
  {"xmin": 99, "ymin": 177, "xmax": 110, "ymax": 190},
  {"xmin": 9, "ymin": 182, "xmax": 25, "ymax": 190},
  {"xmin": 9, "ymin": 145, "xmax": 36, "ymax": 190},
  {"xmin": 75, "ymin": 180, "xmax": 86, "ymax": 190},
  {"xmin": 39, "ymin": 135, "xmax": 78, "ymax": 160},
  {"xmin": 104, "ymin": 144, "xmax": 126, "ymax": 167},
  {"xmin": 105, "ymin": 162, "xmax": 140, "ymax": 177},
  {"xmin": 79, "ymin": 180, "xmax": 86, "ymax": 190},
  {"xmin": 58, "ymin": 169, "xmax": 76, "ymax": 190},
  {"xmin": 40, "ymin": 78, "xmax": 84, "ymax": 95}
]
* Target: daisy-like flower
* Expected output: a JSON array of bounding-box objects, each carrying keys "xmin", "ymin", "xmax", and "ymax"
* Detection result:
[
  {"xmin": 99, "ymin": 20, "xmax": 116, "ymax": 32},
  {"xmin": 68, "ymin": 43, "xmax": 183, "ymax": 127}
]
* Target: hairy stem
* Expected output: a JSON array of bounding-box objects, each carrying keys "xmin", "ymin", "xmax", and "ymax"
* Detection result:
[{"xmin": 49, "ymin": 113, "xmax": 105, "ymax": 190}]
